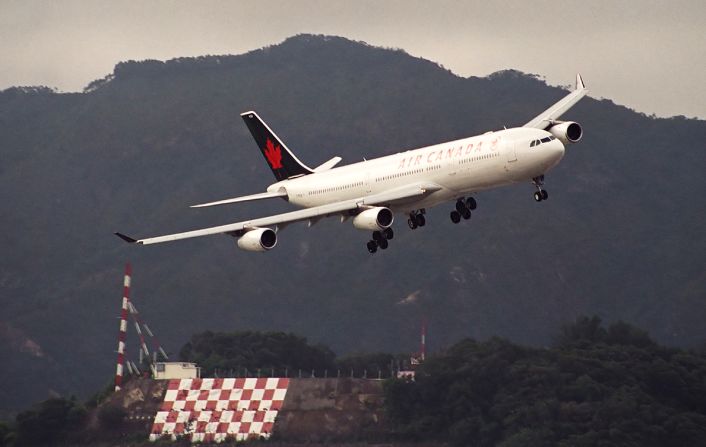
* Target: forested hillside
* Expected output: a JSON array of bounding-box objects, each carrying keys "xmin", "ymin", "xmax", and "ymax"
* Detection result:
[
  {"xmin": 0, "ymin": 34, "xmax": 704, "ymax": 416},
  {"xmin": 2, "ymin": 321, "xmax": 705, "ymax": 445},
  {"xmin": 385, "ymin": 317, "xmax": 706, "ymax": 446}
]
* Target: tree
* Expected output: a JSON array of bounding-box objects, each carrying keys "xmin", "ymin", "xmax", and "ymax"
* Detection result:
[
  {"xmin": 179, "ymin": 330, "xmax": 336, "ymax": 376},
  {"xmin": 97, "ymin": 404, "xmax": 127, "ymax": 430},
  {"xmin": 14, "ymin": 397, "xmax": 86, "ymax": 445},
  {"xmin": 384, "ymin": 318, "xmax": 706, "ymax": 446}
]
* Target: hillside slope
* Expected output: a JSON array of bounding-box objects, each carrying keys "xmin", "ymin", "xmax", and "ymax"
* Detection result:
[{"xmin": 0, "ymin": 34, "xmax": 704, "ymax": 416}]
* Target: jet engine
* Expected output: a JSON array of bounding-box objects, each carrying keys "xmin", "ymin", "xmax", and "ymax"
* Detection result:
[
  {"xmin": 352, "ymin": 207, "xmax": 394, "ymax": 231},
  {"xmin": 548, "ymin": 121, "xmax": 583, "ymax": 145},
  {"xmin": 236, "ymin": 228, "xmax": 277, "ymax": 252}
]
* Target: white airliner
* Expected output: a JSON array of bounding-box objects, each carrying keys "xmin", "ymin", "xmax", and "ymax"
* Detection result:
[{"xmin": 116, "ymin": 75, "xmax": 588, "ymax": 253}]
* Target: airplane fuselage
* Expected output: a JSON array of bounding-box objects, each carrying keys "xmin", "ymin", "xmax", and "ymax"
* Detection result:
[{"xmin": 270, "ymin": 127, "xmax": 565, "ymax": 213}]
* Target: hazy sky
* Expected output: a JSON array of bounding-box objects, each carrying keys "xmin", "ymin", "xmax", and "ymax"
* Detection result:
[{"xmin": 1, "ymin": 0, "xmax": 704, "ymax": 118}]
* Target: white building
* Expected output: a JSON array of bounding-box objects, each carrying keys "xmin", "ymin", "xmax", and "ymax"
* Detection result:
[{"xmin": 151, "ymin": 362, "xmax": 201, "ymax": 380}]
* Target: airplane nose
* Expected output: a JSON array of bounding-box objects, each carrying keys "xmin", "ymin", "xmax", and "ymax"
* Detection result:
[
  {"xmin": 543, "ymin": 139, "xmax": 565, "ymax": 168},
  {"xmin": 547, "ymin": 139, "xmax": 565, "ymax": 161}
]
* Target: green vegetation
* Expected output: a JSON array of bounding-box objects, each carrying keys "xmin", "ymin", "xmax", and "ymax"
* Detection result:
[
  {"xmin": 97, "ymin": 404, "xmax": 127, "ymax": 429},
  {"xmin": 179, "ymin": 330, "xmax": 336, "ymax": 376},
  {"xmin": 384, "ymin": 317, "xmax": 706, "ymax": 446},
  {"xmin": 7, "ymin": 397, "xmax": 86, "ymax": 446},
  {"xmin": 1, "ymin": 321, "xmax": 705, "ymax": 445},
  {"xmin": 179, "ymin": 330, "xmax": 409, "ymax": 378}
]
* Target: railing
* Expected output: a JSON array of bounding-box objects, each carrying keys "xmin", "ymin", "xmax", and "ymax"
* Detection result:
[{"xmin": 210, "ymin": 367, "xmax": 409, "ymax": 380}]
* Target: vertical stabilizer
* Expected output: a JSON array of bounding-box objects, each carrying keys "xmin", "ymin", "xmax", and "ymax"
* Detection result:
[{"xmin": 241, "ymin": 111, "xmax": 314, "ymax": 181}]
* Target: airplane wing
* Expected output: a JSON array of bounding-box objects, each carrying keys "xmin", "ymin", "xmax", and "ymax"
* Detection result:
[
  {"xmin": 115, "ymin": 182, "xmax": 442, "ymax": 245},
  {"xmin": 190, "ymin": 190, "xmax": 287, "ymax": 208},
  {"xmin": 524, "ymin": 74, "xmax": 588, "ymax": 129}
]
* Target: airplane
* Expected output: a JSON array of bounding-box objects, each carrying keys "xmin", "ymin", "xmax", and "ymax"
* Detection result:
[{"xmin": 116, "ymin": 74, "xmax": 588, "ymax": 253}]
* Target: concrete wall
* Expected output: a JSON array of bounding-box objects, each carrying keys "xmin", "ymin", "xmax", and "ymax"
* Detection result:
[{"xmin": 274, "ymin": 378, "xmax": 388, "ymax": 442}]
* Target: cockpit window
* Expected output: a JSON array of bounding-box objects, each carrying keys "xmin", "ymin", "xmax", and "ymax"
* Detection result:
[{"xmin": 531, "ymin": 136, "xmax": 558, "ymax": 147}]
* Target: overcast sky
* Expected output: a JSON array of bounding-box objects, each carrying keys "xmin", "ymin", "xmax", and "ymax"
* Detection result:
[{"xmin": 1, "ymin": 0, "xmax": 704, "ymax": 118}]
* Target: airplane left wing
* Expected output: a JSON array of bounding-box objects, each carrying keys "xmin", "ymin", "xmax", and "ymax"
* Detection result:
[
  {"xmin": 115, "ymin": 182, "xmax": 441, "ymax": 245},
  {"xmin": 524, "ymin": 74, "xmax": 588, "ymax": 130}
]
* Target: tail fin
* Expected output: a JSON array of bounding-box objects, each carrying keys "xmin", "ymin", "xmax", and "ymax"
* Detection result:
[{"xmin": 241, "ymin": 111, "xmax": 314, "ymax": 181}]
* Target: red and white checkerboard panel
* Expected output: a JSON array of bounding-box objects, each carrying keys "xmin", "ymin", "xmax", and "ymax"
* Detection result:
[{"xmin": 150, "ymin": 377, "xmax": 289, "ymax": 443}]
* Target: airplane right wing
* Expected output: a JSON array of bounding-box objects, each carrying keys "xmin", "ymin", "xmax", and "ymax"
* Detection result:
[
  {"xmin": 116, "ymin": 182, "xmax": 442, "ymax": 245},
  {"xmin": 524, "ymin": 74, "xmax": 588, "ymax": 130}
]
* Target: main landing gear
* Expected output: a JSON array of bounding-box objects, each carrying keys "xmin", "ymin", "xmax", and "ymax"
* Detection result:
[
  {"xmin": 367, "ymin": 227, "xmax": 394, "ymax": 253},
  {"xmin": 450, "ymin": 197, "xmax": 476, "ymax": 224},
  {"xmin": 407, "ymin": 209, "xmax": 426, "ymax": 230},
  {"xmin": 532, "ymin": 175, "xmax": 549, "ymax": 202}
]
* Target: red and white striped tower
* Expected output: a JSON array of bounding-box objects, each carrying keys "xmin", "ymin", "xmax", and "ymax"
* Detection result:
[{"xmin": 115, "ymin": 263, "xmax": 131, "ymax": 391}]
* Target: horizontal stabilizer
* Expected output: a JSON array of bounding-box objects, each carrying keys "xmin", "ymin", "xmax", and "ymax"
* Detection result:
[
  {"xmin": 313, "ymin": 156, "xmax": 342, "ymax": 172},
  {"xmin": 190, "ymin": 190, "xmax": 288, "ymax": 208}
]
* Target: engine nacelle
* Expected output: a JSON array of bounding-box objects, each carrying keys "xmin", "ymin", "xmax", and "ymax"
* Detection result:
[
  {"xmin": 236, "ymin": 228, "xmax": 277, "ymax": 252},
  {"xmin": 353, "ymin": 207, "xmax": 394, "ymax": 231},
  {"xmin": 548, "ymin": 121, "xmax": 583, "ymax": 145}
]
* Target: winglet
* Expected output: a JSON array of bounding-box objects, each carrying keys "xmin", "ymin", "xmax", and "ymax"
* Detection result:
[
  {"xmin": 576, "ymin": 73, "xmax": 586, "ymax": 90},
  {"xmin": 115, "ymin": 232, "xmax": 139, "ymax": 244}
]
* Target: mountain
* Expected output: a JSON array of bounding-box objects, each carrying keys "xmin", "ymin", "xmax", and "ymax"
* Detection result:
[{"xmin": 0, "ymin": 34, "xmax": 704, "ymax": 416}]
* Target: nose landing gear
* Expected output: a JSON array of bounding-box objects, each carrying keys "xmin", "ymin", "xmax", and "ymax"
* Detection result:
[{"xmin": 532, "ymin": 175, "xmax": 549, "ymax": 202}]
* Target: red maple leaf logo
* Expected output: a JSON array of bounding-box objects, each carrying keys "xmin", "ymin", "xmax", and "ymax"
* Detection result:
[{"xmin": 263, "ymin": 138, "xmax": 283, "ymax": 169}]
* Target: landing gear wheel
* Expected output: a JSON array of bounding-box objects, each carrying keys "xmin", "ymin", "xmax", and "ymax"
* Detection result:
[
  {"xmin": 461, "ymin": 208, "xmax": 472, "ymax": 220},
  {"xmin": 415, "ymin": 214, "xmax": 426, "ymax": 227},
  {"xmin": 466, "ymin": 197, "xmax": 477, "ymax": 210},
  {"xmin": 450, "ymin": 210, "xmax": 461, "ymax": 224},
  {"xmin": 373, "ymin": 231, "xmax": 383, "ymax": 241},
  {"xmin": 367, "ymin": 240, "xmax": 378, "ymax": 253},
  {"xmin": 542, "ymin": 190, "xmax": 548, "ymax": 200},
  {"xmin": 408, "ymin": 218, "xmax": 418, "ymax": 230},
  {"xmin": 383, "ymin": 227, "xmax": 394, "ymax": 240},
  {"xmin": 534, "ymin": 191, "xmax": 543, "ymax": 202},
  {"xmin": 378, "ymin": 239, "xmax": 389, "ymax": 250},
  {"xmin": 455, "ymin": 200, "xmax": 467, "ymax": 213}
]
